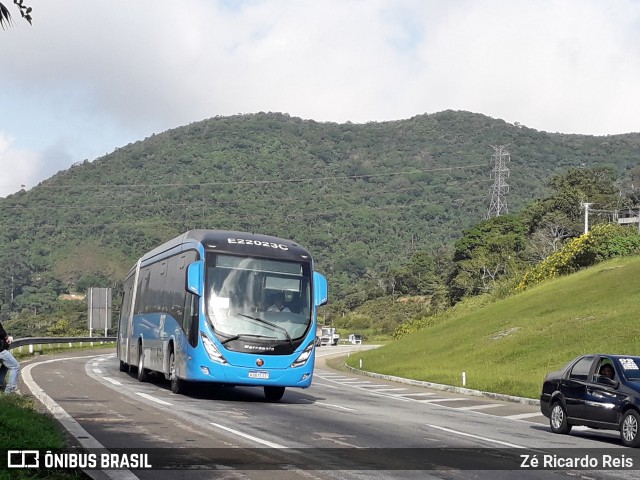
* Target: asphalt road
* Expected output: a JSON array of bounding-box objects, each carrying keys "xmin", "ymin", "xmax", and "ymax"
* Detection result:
[{"xmin": 16, "ymin": 346, "xmax": 640, "ymax": 480}]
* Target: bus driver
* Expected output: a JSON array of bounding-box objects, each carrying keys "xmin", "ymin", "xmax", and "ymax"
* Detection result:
[{"xmin": 267, "ymin": 292, "xmax": 290, "ymax": 312}]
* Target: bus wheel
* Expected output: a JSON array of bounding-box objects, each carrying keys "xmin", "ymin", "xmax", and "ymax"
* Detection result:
[
  {"xmin": 169, "ymin": 351, "xmax": 187, "ymax": 395},
  {"xmin": 137, "ymin": 347, "xmax": 149, "ymax": 382},
  {"xmin": 264, "ymin": 386, "xmax": 285, "ymax": 402},
  {"xmin": 119, "ymin": 360, "xmax": 129, "ymax": 372}
]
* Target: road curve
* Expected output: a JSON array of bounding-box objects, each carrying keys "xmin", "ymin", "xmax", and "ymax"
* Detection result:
[{"xmin": 17, "ymin": 347, "xmax": 640, "ymax": 480}]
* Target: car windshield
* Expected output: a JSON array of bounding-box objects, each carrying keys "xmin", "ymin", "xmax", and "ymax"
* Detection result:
[
  {"xmin": 205, "ymin": 253, "xmax": 312, "ymax": 341},
  {"xmin": 616, "ymin": 357, "xmax": 640, "ymax": 381}
]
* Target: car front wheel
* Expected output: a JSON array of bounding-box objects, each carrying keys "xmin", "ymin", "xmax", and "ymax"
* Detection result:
[
  {"xmin": 550, "ymin": 402, "xmax": 572, "ymax": 434},
  {"xmin": 620, "ymin": 410, "xmax": 640, "ymax": 447}
]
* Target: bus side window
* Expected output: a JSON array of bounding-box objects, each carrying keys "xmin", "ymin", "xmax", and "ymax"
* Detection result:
[
  {"xmin": 119, "ymin": 282, "xmax": 133, "ymax": 337},
  {"xmin": 183, "ymin": 293, "xmax": 198, "ymax": 347},
  {"xmin": 136, "ymin": 268, "xmax": 151, "ymax": 314}
]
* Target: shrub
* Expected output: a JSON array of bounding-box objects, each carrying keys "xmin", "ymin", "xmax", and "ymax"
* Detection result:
[{"xmin": 518, "ymin": 224, "xmax": 640, "ymax": 289}]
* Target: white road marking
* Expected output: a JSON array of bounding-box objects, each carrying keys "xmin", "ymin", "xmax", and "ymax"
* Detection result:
[
  {"xmin": 502, "ymin": 412, "xmax": 544, "ymax": 420},
  {"xmin": 93, "ymin": 368, "xmax": 103, "ymax": 374},
  {"xmin": 135, "ymin": 392, "xmax": 173, "ymax": 406},
  {"xmin": 318, "ymin": 368, "xmax": 542, "ymax": 420},
  {"xmin": 427, "ymin": 424, "xmax": 525, "ymax": 448},
  {"xmin": 399, "ymin": 392, "xmax": 437, "ymax": 397},
  {"xmin": 210, "ymin": 422, "xmax": 287, "ymax": 448},
  {"xmin": 367, "ymin": 387, "xmax": 407, "ymax": 392},
  {"xmin": 457, "ymin": 403, "xmax": 504, "ymax": 411},
  {"xmin": 417, "ymin": 398, "xmax": 467, "ymax": 403},
  {"xmin": 311, "ymin": 382, "xmax": 339, "ymax": 388},
  {"xmin": 316, "ymin": 402, "xmax": 356, "ymax": 412},
  {"xmin": 103, "ymin": 377, "xmax": 123, "ymax": 386},
  {"xmin": 22, "ymin": 356, "xmax": 140, "ymax": 480}
]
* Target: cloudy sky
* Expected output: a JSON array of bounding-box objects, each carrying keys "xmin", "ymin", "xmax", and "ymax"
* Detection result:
[{"xmin": 1, "ymin": 0, "xmax": 638, "ymax": 197}]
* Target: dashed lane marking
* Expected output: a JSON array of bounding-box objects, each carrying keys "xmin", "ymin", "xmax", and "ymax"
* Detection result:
[
  {"xmin": 103, "ymin": 377, "xmax": 123, "ymax": 386},
  {"xmin": 398, "ymin": 392, "xmax": 437, "ymax": 397},
  {"xmin": 416, "ymin": 398, "xmax": 467, "ymax": 403},
  {"xmin": 457, "ymin": 403, "xmax": 504, "ymax": 411},
  {"xmin": 135, "ymin": 392, "xmax": 173, "ymax": 406},
  {"xmin": 364, "ymin": 387, "xmax": 408, "ymax": 392},
  {"xmin": 316, "ymin": 402, "xmax": 357, "ymax": 412},
  {"xmin": 502, "ymin": 412, "xmax": 544, "ymax": 420},
  {"xmin": 427, "ymin": 424, "xmax": 526, "ymax": 448},
  {"xmin": 210, "ymin": 422, "xmax": 287, "ymax": 448}
]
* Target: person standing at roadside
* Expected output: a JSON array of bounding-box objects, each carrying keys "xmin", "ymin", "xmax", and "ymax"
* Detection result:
[{"xmin": 0, "ymin": 320, "xmax": 20, "ymax": 394}]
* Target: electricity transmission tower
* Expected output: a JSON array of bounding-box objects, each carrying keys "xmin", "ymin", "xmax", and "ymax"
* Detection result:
[{"xmin": 485, "ymin": 145, "xmax": 511, "ymax": 218}]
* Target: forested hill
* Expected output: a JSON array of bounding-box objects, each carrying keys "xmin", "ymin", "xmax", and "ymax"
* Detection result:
[{"xmin": 1, "ymin": 111, "xmax": 639, "ymax": 316}]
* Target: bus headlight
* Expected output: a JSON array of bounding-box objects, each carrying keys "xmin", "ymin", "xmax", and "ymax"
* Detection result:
[
  {"xmin": 291, "ymin": 342, "xmax": 314, "ymax": 368},
  {"xmin": 201, "ymin": 332, "xmax": 228, "ymax": 364}
]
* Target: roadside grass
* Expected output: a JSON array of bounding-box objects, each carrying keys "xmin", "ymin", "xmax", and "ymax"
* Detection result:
[
  {"xmin": 1, "ymin": 344, "xmax": 113, "ymax": 480},
  {"xmin": 345, "ymin": 256, "xmax": 640, "ymax": 399},
  {"xmin": 0, "ymin": 395, "xmax": 88, "ymax": 480}
]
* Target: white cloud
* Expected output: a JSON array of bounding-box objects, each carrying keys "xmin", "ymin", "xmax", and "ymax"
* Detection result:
[
  {"xmin": 1, "ymin": 0, "xmax": 639, "ymax": 196},
  {"xmin": 0, "ymin": 132, "xmax": 41, "ymax": 197}
]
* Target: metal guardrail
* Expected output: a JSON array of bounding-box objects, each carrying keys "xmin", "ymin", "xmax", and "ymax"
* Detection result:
[{"xmin": 8, "ymin": 336, "xmax": 116, "ymax": 353}]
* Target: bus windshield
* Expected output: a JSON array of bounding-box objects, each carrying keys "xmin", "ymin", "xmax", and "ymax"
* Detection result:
[{"xmin": 205, "ymin": 253, "xmax": 312, "ymax": 341}]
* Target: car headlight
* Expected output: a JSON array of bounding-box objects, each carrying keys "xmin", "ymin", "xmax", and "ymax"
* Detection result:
[{"xmin": 291, "ymin": 342, "xmax": 314, "ymax": 368}]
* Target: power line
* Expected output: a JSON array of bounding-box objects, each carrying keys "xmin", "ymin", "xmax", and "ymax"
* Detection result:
[
  {"xmin": 9, "ymin": 163, "xmax": 488, "ymax": 193},
  {"xmin": 0, "ymin": 179, "xmax": 490, "ymax": 212},
  {"xmin": 0, "ymin": 193, "xmax": 489, "ymax": 233}
]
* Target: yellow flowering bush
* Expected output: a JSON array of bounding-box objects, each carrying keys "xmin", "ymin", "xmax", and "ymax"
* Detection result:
[{"xmin": 518, "ymin": 224, "xmax": 640, "ymax": 290}]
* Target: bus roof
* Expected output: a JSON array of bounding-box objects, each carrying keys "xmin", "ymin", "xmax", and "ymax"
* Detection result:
[{"xmin": 140, "ymin": 229, "xmax": 313, "ymax": 264}]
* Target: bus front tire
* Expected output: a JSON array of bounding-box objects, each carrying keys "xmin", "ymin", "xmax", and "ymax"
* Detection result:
[
  {"xmin": 137, "ymin": 348, "xmax": 149, "ymax": 382},
  {"xmin": 264, "ymin": 386, "xmax": 285, "ymax": 402},
  {"xmin": 169, "ymin": 351, "xmax": 188, "ymax": 395}
]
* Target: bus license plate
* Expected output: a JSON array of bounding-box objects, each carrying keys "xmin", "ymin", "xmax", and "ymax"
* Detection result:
[{"xmin": 249, "ymin": 370, "xmax": 270, "ymax": 379}]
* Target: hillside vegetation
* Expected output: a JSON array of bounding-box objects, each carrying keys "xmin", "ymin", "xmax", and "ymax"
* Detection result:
[
  {"xmin": 1, "ymin": 110, "xmax": 639, "ymax": 331},
  {"xmin": 346, "ymin": 255, "xmax": 640, "ymax": 399}
]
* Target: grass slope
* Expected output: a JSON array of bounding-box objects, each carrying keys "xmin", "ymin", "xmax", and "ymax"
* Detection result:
[
  {"xmin": 346, "ymin": 256, "xmax": 640, "ymax": 399},
  {"xmin": 0, "ymin": 396, "xmax": 83, "ymax": 480}
]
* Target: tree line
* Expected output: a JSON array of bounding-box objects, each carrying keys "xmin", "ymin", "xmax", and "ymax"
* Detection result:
[{"xmin": 0, "ymin": 112, "xmax": 639, "ymax": 337}]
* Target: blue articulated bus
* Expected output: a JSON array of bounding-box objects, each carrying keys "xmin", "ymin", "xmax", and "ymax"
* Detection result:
[{"xmin": 116, "ymin": 230, "xmax": 328, "ymax": 401}]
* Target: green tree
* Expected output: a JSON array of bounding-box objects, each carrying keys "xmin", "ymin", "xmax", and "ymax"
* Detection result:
[
  {"xmin": 385, "ymin": 251, "xmax": 441, "ymax": 297},
  {"xmin": 0, "ymin": 0, "xmax": 32, "ymax": 29},
  {"xmin": 449, "ymin": 214, "xmax": 528, "ymax": 301},
  {"xmin": 524, "ymin": 166, "xmax": 629, "ymax": 261}
]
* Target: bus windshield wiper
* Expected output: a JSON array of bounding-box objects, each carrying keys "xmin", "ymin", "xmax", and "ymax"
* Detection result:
[
  {"xmin": 220, "ymin": 333, "xmax": 275, "ymax": 345},
  {"xmin": 237, "ymin": 313, "xmax": 293, "ymax": 348},
  {"xmin": 220, "ymin": 334, "xmax": 241, "ymax": 345}
]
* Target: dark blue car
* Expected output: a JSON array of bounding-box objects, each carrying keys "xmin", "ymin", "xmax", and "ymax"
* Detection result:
[{"xmin": 541, "ymin": 354, "xmax": 640, "ymax": 447}]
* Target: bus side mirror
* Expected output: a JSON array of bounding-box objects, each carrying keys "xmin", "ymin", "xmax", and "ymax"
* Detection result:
[
  {"xmin": 313, "ymin": 272, "xmax": 328, "ymax": 307},
  {"xmin": 186, "ymin": 260, "xmax": 204, "ymax": 296}
]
